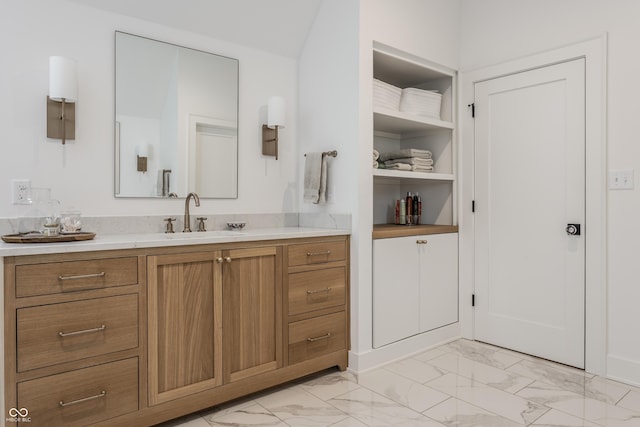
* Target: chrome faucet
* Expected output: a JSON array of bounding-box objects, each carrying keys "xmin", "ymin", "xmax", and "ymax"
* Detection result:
[{"xmin": 183, "ymin": 192, "xmax": 200, "ymax": 232}]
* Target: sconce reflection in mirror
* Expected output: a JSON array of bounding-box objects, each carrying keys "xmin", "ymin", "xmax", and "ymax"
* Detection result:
[
  {"xmin": 136, "ymin": 144, "xmax": 150, "ymax": 173},
  {"xmin": 262, "ymin": 96, "xmax": 285, "ymax": 160},
  {"xmin": 47, "ymin": 56, "xmax": 78, "ymax": 145}
]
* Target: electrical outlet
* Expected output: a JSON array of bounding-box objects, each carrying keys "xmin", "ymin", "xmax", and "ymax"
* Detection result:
[{"xmin": 11, "ymin": 179, "xmax": 31, "ymax": 204}]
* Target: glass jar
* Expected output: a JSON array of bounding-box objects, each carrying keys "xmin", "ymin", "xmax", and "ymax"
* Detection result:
[{"xmin": 18, "ymin": 188, "xmax": 60, "ymax": 235}]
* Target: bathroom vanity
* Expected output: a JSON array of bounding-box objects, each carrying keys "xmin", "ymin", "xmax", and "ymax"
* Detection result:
[{"xmin": 2, "ymin": 228, "xmax": 350, "ymax": 426}]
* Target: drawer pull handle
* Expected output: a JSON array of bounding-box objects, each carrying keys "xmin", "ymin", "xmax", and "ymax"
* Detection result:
[
  {"xmin": 58, "ymin": 272, "xmax": 106, "ymax": 281},
  {"xmin": 59, "ymin": 390, "xmax": 106, "ymax": 407},
  {"xmin": 416, "ymin": 240, "xmax": 428, "ymax": 245},
  {"xmin": 58, "ymin": 324, "xmax": 106, "ymax": 338},
  {"xmin": 307, "ymin": 332, "xmax": 331, "ymax": 342},
  {"xmin": 307, "ymin": 250, "xmax": 331, "ymax": 257},
  {"xmin": 307, "ymin": 287, "xmax": 332, "ymax": 295}
]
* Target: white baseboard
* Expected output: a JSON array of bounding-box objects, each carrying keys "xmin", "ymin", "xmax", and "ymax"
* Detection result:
[
  {"xmin": 348, "ymin": 323, "xmax": 460, "ymax": 374},
  {"xmin": 607, "ymin": 354, "xmax": 640, "ymax": 387}
]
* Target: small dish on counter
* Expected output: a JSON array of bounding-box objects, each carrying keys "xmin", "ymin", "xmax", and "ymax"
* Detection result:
[{"xmin": 226, "ymin": 222, "xmax": 246, "ymax": 230}]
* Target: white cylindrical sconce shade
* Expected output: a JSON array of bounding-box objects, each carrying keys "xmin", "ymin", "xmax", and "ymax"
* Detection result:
[
  {"xmin": 49, "ymin": 56, "xmax": 78, "ymax": 102},
  {"xmin": 267, "ymin": 96, "xmax": 285, "ymax": 129}
]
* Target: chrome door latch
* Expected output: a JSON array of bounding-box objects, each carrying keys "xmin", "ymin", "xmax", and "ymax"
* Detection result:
[{"xmin": 566, "ymin": 224, "xmax": 581, "ymax": 236}]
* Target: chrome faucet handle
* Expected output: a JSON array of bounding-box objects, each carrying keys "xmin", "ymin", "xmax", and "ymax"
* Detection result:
[
  {"xmin": 196, "ymin": 217, "xmax": 207, "ymax": 232},
  {"xmin": 164, "ymin": 217, "xmax": 176, "ymax": 234}
]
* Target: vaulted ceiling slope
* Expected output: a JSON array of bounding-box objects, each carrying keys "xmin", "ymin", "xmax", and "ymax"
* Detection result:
[{"xmin": 67, "ymin": 0, "xmax": 323, "ymax": 58}]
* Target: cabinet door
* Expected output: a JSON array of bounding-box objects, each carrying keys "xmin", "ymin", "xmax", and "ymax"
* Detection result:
[
  {"xmin": 223, "ymin": 246, "xmax": 282, "ymax": 382},
  {"xmin": 418, "ymin": 233, "xmax": 458, "ymax": 332},
  {"xmin": 372, "ymin": 236, "xmax": 420, "ymax": 348},
  {"xmin": 147, "ymin": 252, "xmax": 222, "ymax": 405}
]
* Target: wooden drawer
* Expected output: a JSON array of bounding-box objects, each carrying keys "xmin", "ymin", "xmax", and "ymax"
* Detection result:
[
  {"xmin": 288, "ymin": 240, "xmax": 346, "ymax": 267},
  {"xmin": 288, "ymin": 267, "xmax": 346, "ymax": 316},
  {"xmin": 17, "ymin": 294, "xmax": 138, "ymax": 372},
  {"xmin": 15, "ymin": 256, "xmax": 138, "ymax": 298},
  {"xmin": 17, "ymin": 358, "xmax": 138, "ymax": 427},
  {"xmin": 288, "ymin": 311, "xmax": 346, "ymax": 365}
]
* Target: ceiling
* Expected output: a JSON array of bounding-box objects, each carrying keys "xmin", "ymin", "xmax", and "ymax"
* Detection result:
[{"xmin": 67, "ymin": 0, "xmax": 323, "ymax": 58}]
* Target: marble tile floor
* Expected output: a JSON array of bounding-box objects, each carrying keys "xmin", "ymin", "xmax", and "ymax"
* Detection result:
[{"xmin": 157, "ymin": 339, "xmax": 640, "ymax": 427}]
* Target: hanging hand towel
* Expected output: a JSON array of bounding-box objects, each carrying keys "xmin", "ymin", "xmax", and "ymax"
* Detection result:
[{"xmin": 304, "ymin": 152, "xmax": 328, "ymax": 204}]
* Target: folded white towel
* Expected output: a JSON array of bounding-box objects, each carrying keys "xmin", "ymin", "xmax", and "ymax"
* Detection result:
[
  {"xmin": 379, "ymin": 148, "xmax": 432, "ymax": 162},
  {"xmin": 412, "ymin": 165, "xmax": 433, "ymax": 172},
  {"xmin": 304, "ymin": 152, "xmax": 328, "ymax": 204},
  {"xmin": 384, "ymin": 157, "xmax": 433, "ymax": 167},
  {"xmin": 373, "ymin": 149, "xmax": 380, "ymax": 161},
  {"xmin": 373, "ymin": 161, "xmax": 379, "ymax": 169},
  {"xmin": 385, "ymin": 162, "xmax": 412, "ymax": 171}
]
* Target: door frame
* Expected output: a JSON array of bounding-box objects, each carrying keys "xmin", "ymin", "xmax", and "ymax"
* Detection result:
[{"xmin": 459, "ymin": 36, "xmax": 607, "ymax": 375}]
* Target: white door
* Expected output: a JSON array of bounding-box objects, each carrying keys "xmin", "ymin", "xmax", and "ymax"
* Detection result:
[{"xmin": 474, "ymin": 59, "xmax": 585, "ymax": 368}]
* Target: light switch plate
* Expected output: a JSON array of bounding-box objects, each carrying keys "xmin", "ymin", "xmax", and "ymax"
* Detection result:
[{"xmin": 609, "ymin": 169, "xmax": 634, "ymax": 190}]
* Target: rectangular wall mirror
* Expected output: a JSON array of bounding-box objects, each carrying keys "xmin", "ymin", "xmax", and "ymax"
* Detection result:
[{"xmin": 115, "ymin": 31, "xmax": 239, "ymax": 198}]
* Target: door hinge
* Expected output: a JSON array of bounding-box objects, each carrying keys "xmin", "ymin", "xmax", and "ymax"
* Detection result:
[
  {"xmin": 472, "ymin": 294, "xmax": 476, "ymax": 307},
  {"xmin": 472, "ymin": 200, "xmax": 475, "ymax": 213},
  {"xmin": 468, "ymin": 103, "xmax": 475, "ymax": 118}
]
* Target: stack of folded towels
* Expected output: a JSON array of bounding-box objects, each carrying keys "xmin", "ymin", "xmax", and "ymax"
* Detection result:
[{"xmin": 378, "ymin": 148, "xmax": 433, "ymax": 172}]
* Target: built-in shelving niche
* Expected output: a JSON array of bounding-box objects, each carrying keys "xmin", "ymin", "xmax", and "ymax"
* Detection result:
[{"xmin": 372, "ymin": 43, "xmax": 457, "ymax": 228}]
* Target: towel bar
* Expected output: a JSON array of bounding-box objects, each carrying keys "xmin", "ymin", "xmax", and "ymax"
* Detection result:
[{"xmin": 304, "ymin": 150, "xmax": 338, "ymax": 157}]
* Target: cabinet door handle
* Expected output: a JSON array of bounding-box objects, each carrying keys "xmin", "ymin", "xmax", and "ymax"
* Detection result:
[
  {"xmin": 216, "ymin": 257, "xmax": 224, "ymax": 263},
  {"xmin": 58, "ymin": 324, "xmax": 106, "ymax": 338},
  {"xmin": 59, "ymin": 390, "xmax": 106, "ymax": 407},
  {"xmin": 416, "ymin": 240, "xmax": 428, "ymax": 245},
  {"xmin": 307, "ymin": 250, "xmax": 331, "ymax": 257},
  {"xmin": 307, "ymin": 287, "xmax": 332, "ymax": 295},
  {"xmin": 58, "ymin": 272, "xmax": 105, "ymax": 281},
  {"xmin": 224, "ymin": 257, "xmax": 232, "ymax": 263},
  {"xmin": 307, "ymin": 332, "xmax": 331, "ymax": 342}
]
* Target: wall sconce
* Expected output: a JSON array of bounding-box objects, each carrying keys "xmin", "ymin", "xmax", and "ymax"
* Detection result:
[
  {"xmin": 136, "ymin": 144, "xmax": 150, "ymax": 173},
  {"xmin": 262, "ymin": 96, "xmax": 285, "ymax": 160},
  {"xmin": 47, "ymin": 56, "xmax": 78, "ymax": 145}
]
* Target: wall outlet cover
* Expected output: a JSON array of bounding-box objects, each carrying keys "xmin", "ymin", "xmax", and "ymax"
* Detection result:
[
  {"xmin": 11, "ymin": 179, "xmax": 31, "ymax": 204},
  {"xmin": 609, "ymin": 169, "xmax": 634, "ymax": 190}
]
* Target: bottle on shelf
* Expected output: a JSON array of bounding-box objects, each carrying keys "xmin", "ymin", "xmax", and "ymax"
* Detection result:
[
  {"xmin": 406, "ymin": 192, "xmax": 413, "ymax": 225},
  {"xmin": 399, "ymin": 199, "xmax": 406, "ymax": 225}
]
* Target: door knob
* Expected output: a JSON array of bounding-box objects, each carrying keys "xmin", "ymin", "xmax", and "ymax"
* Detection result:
[{"xmin": 566, "ymin": 224, "xmax": 581, "ymax": 236}]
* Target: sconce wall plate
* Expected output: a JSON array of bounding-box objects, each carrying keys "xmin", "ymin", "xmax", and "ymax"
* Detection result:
[
  {"xmin": 262, "ymin": 125, "xmax": 278, "ymax": 160},
  {"xmin": 46, "ymin": 96, "xmax": 75, "ymax": 142},
  {"xmin": 137, "ymin": 155, "xmax": 148, "ymax": 172}
]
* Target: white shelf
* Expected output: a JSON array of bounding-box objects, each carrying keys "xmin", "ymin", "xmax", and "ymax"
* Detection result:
[
  {"xmin": 374, "ymin": 108, "xmax": 453, "ymax": 135},
  {"xmin": 373, "ymin": 168, "xmax": 455, "ymax": 181}
]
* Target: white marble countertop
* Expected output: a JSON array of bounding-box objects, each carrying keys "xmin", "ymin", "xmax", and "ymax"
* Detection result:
[{"xmin": 0, "ymin": 227, "xmax": 350, "ymax": 257}]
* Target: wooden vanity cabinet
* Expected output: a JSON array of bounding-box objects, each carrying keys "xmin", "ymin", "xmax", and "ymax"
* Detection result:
[
  {"xmin": 147, "ymin": 251, "xmax": 222, "ymax": 405},
  {"xmin": 4, "ymin": 235, "xmax": 349, "ymax": 426},
  {"xmin": 4, "ymin": 252, "xmax": 145, "ymax": 427},
  {"xmin": 285, "ymin": 238, "xmax": 349, "ymax": 369},
  {"xmin": 222, "ymin": 246, "xmax": 282, "ymax": 383}
]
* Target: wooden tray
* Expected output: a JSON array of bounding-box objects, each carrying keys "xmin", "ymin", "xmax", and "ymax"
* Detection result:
[{"xmin": 1, "ymin": 232, "xmax": 96, "ymax": 244}]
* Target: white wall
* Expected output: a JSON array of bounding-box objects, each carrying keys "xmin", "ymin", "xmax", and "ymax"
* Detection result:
[
  {"xmin": 459, "ymin": 0, "xmax": 640, "ymax": 385},
  {"xmin": 354, "ymin": 0, "xmax": 461, "ymax": 369},
  {"xmin": 1, "ymin": 0, "xmax": 298, "ymax": 219},
  {"xmin": 299, "ymin": 0, "xmax": 461, "ymax": 369}
]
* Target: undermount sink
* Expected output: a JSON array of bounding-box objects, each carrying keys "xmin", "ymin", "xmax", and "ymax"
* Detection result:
[{"xmin": 163, "ymin": 230, "xmax": 245, "ymax": 239}]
